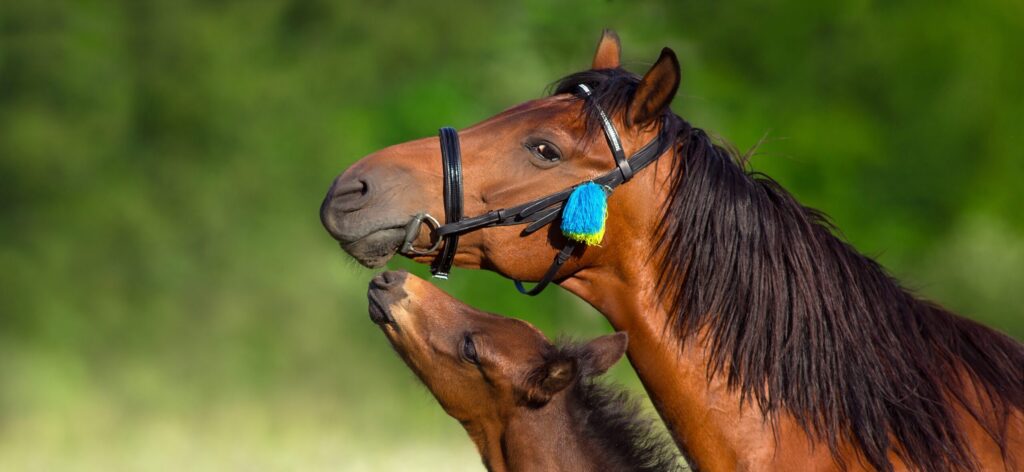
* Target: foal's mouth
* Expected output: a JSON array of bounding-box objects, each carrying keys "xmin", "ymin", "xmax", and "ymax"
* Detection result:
[
  {"xmin": 367, "ymin": 270, "xmax": 409, "ymax": 327},
  {"xmin": 367, "ymin": 289, "xmax": 396, "ymax": 325}
]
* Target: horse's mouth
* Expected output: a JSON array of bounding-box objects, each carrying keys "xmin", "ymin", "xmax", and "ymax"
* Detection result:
[
  {"xmin": 338, "ymin": 217, "xmax": 438, "ymax": 268},
  {"xmin": 338, "ymin": 226, "xmax": 407, "ymax": 268}
]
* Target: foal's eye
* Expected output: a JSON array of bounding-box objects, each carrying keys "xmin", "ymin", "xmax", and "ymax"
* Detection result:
[
  {"xmin": 526, "ymin": 141, "xmax": 562, "ymax": 162},
  {"xmin": 461, "ymin": 334, "xmax": 480, "ymax": 364}
]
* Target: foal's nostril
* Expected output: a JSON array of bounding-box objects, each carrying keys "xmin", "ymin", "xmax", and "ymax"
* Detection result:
[{"xmin": 371, "ymin": 270, "xmax": 408, "ymax": 291}]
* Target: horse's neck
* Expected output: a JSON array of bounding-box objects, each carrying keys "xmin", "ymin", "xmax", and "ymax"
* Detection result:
[
  {"xmin": 467, "ymin": 397, "xmax": 606, "ymax": 472},
  {"xmin": 562, "ymin": 264, "xmax": 837, "ymax": 471},
  {"xmin": 553, "ymin": 156, "xmax": 1020, "ymax": 471}
]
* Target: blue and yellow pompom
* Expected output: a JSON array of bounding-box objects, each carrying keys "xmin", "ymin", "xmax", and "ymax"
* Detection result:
[{"xmin": 560, "ymin": 182, "xmax": 608, "ymax": 246}]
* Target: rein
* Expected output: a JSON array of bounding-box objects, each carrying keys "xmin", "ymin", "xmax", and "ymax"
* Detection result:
[{"xmin": 401, "ymin": 84, "xmax": 672, "ymax": 294}]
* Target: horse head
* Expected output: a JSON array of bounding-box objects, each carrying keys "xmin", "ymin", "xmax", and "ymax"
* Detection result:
[{"xmin": 321, "ymin": 30, "xmax": 680, "ymax": 285}]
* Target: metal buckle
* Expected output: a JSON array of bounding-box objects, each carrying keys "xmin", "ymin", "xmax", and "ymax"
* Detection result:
[{"xmin": 401, "ymin": 212, "xmax": 443, "ymax": 255}]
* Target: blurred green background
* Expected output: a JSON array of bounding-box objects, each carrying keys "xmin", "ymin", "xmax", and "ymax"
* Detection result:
[{"xmin": 1, "ymin": 0, "xmax": 1021, "ymax": 470}]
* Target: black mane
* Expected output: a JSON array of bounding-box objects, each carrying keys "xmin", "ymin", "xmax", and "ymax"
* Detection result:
[
  {"xmin": 551, "ymin": 341, "xmax": 686, "ymax": 472},
  {"xmin": 551, "ymin": 68, "xmax": 1024, "ymax": 472}
]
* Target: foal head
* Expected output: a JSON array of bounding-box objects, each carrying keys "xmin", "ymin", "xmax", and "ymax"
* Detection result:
[
  {"xmin": 367, "ymin": 270, "xmax": 681, "ymax": 471},
  {"xmin": 367, "ymin": 269, "xmax": 627, "ymax": 421}
]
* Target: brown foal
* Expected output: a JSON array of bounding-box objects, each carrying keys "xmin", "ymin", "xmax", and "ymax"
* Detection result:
[
  {"xmin": 367, "ymin": 270, "xmax": 683, "ymax": 472},
  {"xmin": 325, "ymin": 30, "xmax": 1023, "ymax": 471}
]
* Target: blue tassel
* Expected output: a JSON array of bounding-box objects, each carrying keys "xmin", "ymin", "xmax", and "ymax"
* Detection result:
[{"xmin": 561, "ymin": 182, "xmax": 608, "ymax": 246}]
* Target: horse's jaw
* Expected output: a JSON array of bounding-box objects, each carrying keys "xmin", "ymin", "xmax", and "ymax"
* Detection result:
[{"xmin": 336, "ymin": 227, "xmax": 406, "ymax": 268}]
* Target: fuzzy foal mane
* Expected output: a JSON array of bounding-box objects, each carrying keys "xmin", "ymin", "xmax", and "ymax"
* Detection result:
[
  {"xmin": 548, "ymin": 341, "xmax": 684, "ymax": 472},
  {"xmin": 551, "ymin": 69, "xmax": 1024, "ymax": 472}
]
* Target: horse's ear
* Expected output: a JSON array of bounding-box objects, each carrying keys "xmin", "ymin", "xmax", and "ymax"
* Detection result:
[
  {"xmin": 627, "ymin": 47, "xmax": 680, "ymax": 127},
  {"xmin": 592, "ymin": 29, "xmax": 621, "ymax": 70},
  {"xmin": 524, "ymin": 358, "xmax": 577, "ymax": 406},
  {"xmin": 582, "ymin": 332, "xmax": 628, "ymax": 376}
]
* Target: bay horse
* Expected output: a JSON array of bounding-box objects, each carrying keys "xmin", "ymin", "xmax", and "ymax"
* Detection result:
[
  {"xmin": 367, "ymin": 270, "xmax": 683, "ymax": 471},
  {"xmin": 323, "ymin": 30, "xmax": 1024, "ymax": 471}
]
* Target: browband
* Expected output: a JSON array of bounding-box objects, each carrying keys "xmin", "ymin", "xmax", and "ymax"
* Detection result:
[{"xmin": 406, "ymin": 84, "xmax": 674, "ymax": 293}]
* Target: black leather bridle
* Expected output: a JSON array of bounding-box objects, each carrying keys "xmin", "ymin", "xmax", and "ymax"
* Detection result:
[{"xmin": 400, "ymin": 84, "xmax": 673, "ymax": 295}]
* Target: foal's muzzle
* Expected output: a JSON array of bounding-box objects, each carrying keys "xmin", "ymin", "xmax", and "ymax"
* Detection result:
[{"xmin": 368, "ymin": 270, "xmax": 409, "ymax": 325}]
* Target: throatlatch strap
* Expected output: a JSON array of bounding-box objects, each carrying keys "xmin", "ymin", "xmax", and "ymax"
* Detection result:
[
  {"xmin": 432, "ymin": 127, "xmax": 463, "ymax": 279},
  {"xmin": 514, "ymin": 243, "xmax": 577, "ymax": 296}
]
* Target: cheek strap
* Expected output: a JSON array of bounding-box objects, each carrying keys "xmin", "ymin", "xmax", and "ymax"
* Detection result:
[{"xmin": 431, "ymin": 126, "xmax": 463, "ymax": 279}]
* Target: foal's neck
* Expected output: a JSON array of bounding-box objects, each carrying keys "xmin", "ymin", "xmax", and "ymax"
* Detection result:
[{"xmin": 468, "ymin": 392, "xmax": 611, "ymax": 472}]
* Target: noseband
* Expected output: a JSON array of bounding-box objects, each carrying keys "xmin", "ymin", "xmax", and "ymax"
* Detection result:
[{"xmin": 401, "ymin": 84, "xmax": 673, "ymax": 295}]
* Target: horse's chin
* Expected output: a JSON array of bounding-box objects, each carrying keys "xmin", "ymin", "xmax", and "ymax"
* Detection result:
[{"xmin": 340, "ymin": 228, "xmax": 406, "ymax": 268}]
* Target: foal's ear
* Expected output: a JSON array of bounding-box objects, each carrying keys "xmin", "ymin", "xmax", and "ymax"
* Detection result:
[
  {"xmin": 524, "ymin": 358, "xmax": 577, "ymax": 406},
  {"xmin": 627, "ymin": 47, "xmax": 680, "ymax": 127},
  {"xmin": 582, "ymin": 332, "xmax": 628, "ymax": 376},
  {"xmin": 592, "ymin": 29, "xmax": 621, "ymax": 70}
]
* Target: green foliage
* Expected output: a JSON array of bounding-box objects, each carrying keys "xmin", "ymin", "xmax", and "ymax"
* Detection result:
[{"xmin": 1, "ymin": 0, "xmax": 1020, "ymax": 469}]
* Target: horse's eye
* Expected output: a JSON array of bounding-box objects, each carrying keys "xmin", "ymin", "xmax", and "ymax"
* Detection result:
[
  {"xmin": 527, "ymin": 141, "xmax": 562, "ymax": 162},
  {"xmin": 461, "ymin": 334, "xmax": 480, "ymax": 364}
]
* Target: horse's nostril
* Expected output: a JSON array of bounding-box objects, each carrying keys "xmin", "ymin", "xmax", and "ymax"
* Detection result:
[
  {"xmin": 326, "ymin": 175, "xmax": 371, "ymax": 214},
  {"xmin": 334, "ymin": 178, "xmax": 368, "ymax": 200}
]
